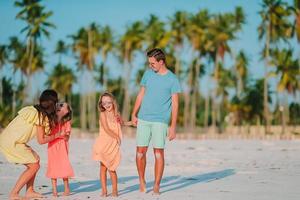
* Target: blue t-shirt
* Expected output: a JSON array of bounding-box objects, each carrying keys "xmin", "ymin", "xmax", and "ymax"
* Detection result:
[{"xmin": 138, "ymin": 69, "xmax": 182, "ymax": 124}]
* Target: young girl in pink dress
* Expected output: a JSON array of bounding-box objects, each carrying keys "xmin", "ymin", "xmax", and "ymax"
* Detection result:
[
  {"xmin": 46, "ymin": 102, "xmax": 74, "ymax": 197},
  {"xmin": 92, "ymin": 92, "xmax": 131, "ymax": 197}
]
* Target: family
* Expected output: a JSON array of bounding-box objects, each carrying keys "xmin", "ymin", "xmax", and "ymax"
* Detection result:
[{"xmin": 0, "ymin": 48, "xmax": 181, "ymax": 199}]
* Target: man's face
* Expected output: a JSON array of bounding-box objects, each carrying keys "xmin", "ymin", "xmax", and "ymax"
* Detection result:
[{"xmin": 148, "ymin": 57, "xmax": 163, "ymax": 72}]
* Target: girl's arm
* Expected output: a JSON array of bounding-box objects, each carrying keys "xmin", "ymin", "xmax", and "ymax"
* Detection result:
[
  {"xmin": 100, "ymin": 113, "xmax": 119, "ymax": 140},
  {"xmin": 123, "ymin": 121, "xmax": 133, "ymax": 126},
  {"xmin": 36, "ymin": 125, "xmax": 62, "ymax": 144}
]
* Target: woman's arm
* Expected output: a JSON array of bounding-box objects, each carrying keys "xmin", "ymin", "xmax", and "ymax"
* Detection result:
[{"xmin": 36, "ymin": 125, "xmax": 62, "ymax": 144}]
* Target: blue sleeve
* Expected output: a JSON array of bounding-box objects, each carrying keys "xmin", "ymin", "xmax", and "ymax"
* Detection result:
[
  {"xmin": 171, "ymin": 76, "xmax": 182, "ymax": 94},
  {"xmin": 140, "ymin": 70, "xmax": 150, "ymax": 87}
]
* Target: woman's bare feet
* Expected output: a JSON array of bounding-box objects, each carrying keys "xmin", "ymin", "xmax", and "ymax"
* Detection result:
[
  {"xmin": 9, "ymin": 193, "xmax": 22, "ymax": 200},
  {"xmin": 25, "ymin": 191, "xmax": 44, "ymax": 198},
  {"xmin": 139, "ymin": 180, "xmax": 146, "ymax": 193}
]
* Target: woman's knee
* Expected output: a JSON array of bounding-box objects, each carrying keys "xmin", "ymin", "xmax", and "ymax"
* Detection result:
[{"xmin": 27, "ymin": 162, "xmax": 40, "ymax": 171}]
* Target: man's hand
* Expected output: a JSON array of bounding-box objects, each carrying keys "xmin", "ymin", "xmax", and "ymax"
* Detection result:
[
  {"xmin": 131, "ymin": 114, "xmax": 138, "ymax": 126},
  {"xmin": 168, "ymin": 126, "xmax": 176, "ymax": 141}
]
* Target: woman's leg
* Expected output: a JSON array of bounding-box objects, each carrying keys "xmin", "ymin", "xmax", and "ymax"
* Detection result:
[
  {"xmin": 108, "ymin": 170, "xmax": 118, "ymax": 197},
  {"xmin": 100, "ymin": 162, "xmax": 108, "ymax": 197},
  {"xmin": 51, "ymin": 178, "xmax": 58, "ymax": 197},
  {"xmin": 63, "ymin": 178, "xmax": 70, "ymax": 196},
  {"xmin": 10, "ymin": 162, "xmax": 40, "ymax": 199}
]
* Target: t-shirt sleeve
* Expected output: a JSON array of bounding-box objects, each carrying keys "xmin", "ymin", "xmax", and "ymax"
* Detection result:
[
  {"xmin": 171, "ymin": 76, "xmax": 182, "ymax": 94},
  {"xmin": 140, "ymin": 70, "xmax": 150, "ymax": 87}
]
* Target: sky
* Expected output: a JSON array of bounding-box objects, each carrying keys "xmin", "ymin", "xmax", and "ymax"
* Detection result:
[{"xmin": 0, "ymin": 0, "xmax": 298, "ymax": 102}]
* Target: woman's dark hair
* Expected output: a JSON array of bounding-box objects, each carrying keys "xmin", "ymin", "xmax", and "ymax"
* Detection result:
[
  {"xmin": 34, "ymin": 89, "xmax": 58, "ymax": 130},
  {"xmin": 147, "ymin": 48, "xmax": 166, "ymax": 64},
  {"xmin": 61, "ymin": 103, "xmax": 72, "ymax": 123}
]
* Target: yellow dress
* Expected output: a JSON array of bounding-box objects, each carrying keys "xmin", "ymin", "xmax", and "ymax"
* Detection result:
[{"xmin": 0, "ymin": 106, "xmax": 50, "ymax": 164}]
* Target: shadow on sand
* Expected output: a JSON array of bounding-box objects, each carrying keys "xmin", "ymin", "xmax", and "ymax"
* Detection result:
[
  {"xmin": 119, "ymin": 168, "xmax": 235, "ymax": 195},
  {"xmin": 45, "ymin": 169, "xmax": 235, "ymax": 196}
]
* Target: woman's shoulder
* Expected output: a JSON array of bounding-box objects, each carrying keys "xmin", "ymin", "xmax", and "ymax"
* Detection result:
[{"xmin": 17, "ymin": 106, "xmax": 39, "ymax": 124}]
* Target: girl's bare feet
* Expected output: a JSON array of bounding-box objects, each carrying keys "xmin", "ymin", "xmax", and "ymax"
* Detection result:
[
  {"xmin": 52, "ymin": 192, "xmax": 58, "ymax": 197},
  {"xmin": 63, "ymin": 191, "xmax": 70, "ymax": 196}
]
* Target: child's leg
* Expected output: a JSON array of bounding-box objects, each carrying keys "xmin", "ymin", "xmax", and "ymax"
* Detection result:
[
  {"xmin": 100, "ymin": 162, "xmax": 108, "ymax": 196},
  {"xmin": 51, "ymin": 178, "xmax": 58, "ymax": 197},
  {"xmin": 10, "ymin": 162, "xmax": 40, "ymax": 199},
  {"xmin": 108, "ymin": 170, "xmax": 118, "ymax": 197},
  {"xmin": 63, "ymin": 178, "xmax": 70, "ymax": 196}
]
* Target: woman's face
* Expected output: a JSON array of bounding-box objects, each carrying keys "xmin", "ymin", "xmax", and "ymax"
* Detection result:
[
  {"xmin": 56, "ymin": 102, "xmax": 69, "ymax": 118},
  {"xmin": 101, "ymin": 96, "xmax": 113, "ymax": 112}
]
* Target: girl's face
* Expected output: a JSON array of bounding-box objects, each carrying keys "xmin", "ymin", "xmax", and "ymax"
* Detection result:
[
  {"xmin": 101, "ymin": 96, "xmax": 113, "ymax": 112},
  {"xmin": 56, "ymin": 102, "xmax": 69, "ymax": 118}
]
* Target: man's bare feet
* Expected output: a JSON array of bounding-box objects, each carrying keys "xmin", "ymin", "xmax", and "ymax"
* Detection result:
[
  {"xmin": 139, "ymin": 180, "xmax": 146, "ymax": 193},
  {"xmin": 100, "ymin": 191, "xmax": 107, "ymax": 197},
  {"xmin": 9, "ymin": 193, "xmax": 22, "ymax": 200},
  {"xmin": 153, "ymin": 184, "xmax": 160, "ymax": 195},
  {"xmin": 25, "ymin": 191, "xmax": 44, "ymax": 198},
  {"xmin": 111, "ymin": 191, "xmax": 118, "ymax": 197}
]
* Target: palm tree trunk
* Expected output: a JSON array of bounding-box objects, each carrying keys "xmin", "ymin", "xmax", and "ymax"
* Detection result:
[
  {"xmin": 204, "ymin": 94, "xmax": 209, "ymax": 129},
  {"xmin": 0, "ymin": 68, "xmax": 3, "ymax": 105},
  {"xmin": 121, "ymin": 61, "xmax": 132, "ymax": 121},
  {"xmin": 190, "ymin": 60, "xmax": 201, "ymax": 132},
  {"xmin": 211, "ymin": 53, "xmax": 219, "ymax": 133},
  {"xmin": 24, "ymin": 37, "xmax": 34, "ymax": 105},
  {"xmin": 88, "ymin": 92, "xmax": 97, "ymax": 131},
  {"xmin": 264, "ymin": 26, "xmax": 271, "ymax": 134},
  {"xmin": 80, "ymin": 94, "xmax": 87, "ymax": 131}
]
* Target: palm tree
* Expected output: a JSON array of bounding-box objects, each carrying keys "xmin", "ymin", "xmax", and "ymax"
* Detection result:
[
  {"xmin": 208, "ymin": 7, "xmax": 245, "ymax": 132},
  {"xmin": 0, "ymin": 45, "xmax": 8, "ymax": 105},
  {"xmin": 118, "ymin": 21, "xmax": 144, "ymax": 120},
  {"xmin": 185, "ymin": 9, "xmax": 210, "ymax": 131},
  {"xmin": 99, "ymin": 25, "xmax": 114, "ymax": 91},
  {"xmin": 15, "ymin": 0, "xmax": 55, "ymax": 103},
  {"xmin": 234, "ymin": 50, "xmax": 249, "ymax": 98},
  {"xmin": 270, "ymin": 48, "xmax": 299, "ymax": 134},
  {"xmin": 144, "ymin": 14, "xmax": 170, "ymax": 50},
  {"xmin": 70, "ymin": 23, "xmax": 101, "ymax": 131},
  {"xmin": 169, "ymin": 11, "xmax": 188, "ymax": 75},
  {"xmin": 54, "ymin": 40, "xmax": 69, "ymax": 63},
  {"xmin": 258, "ymin": 0, "xmax": 293, "ymax": 133},
  {"xmin": 46, "ymin": 63, "xmax": 76, "ymax": 102}
]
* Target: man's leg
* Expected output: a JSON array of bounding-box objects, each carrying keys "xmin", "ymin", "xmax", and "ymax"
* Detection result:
[
  {"xmin": 136, "ymin": 146, "xmax": 148, "ymax": 192},
  {"xmin": 136, "ymin": 120, "xmax": 151, "ymax": 193},
  {"xmin": 153, "ymin": 148, "xmax": 164, "ymax": 194},
  {"xmin": 152, "ymin": 122, "xmax": 168, "ymax": 194}
]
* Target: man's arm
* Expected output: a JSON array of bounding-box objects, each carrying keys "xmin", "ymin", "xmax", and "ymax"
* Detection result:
[
  {"xmin": 131, "ymin": 87, "xmax": 145, "ymax": 126},
  {"xmin": 168, "ymin": 93, "xmax": 179, "ymax": 141}
]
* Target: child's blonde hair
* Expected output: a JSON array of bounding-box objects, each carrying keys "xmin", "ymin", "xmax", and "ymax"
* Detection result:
[{"xmin": 98, "ymin": 92, "xmax": 120, "ymax": 117}]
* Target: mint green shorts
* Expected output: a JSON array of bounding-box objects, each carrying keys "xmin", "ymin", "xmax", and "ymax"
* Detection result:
[{"xmin": 136, "ymin": 119, "xmax": 168, "ymax": 149}]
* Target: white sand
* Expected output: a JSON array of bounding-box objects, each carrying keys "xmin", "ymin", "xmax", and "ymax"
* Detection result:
[{"xmin": 0, "ymin": 138, "xmax": 300, "ymax": 200}]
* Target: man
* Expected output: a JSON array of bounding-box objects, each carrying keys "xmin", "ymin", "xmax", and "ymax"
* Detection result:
[{"xmin": 131, "ymin": 48, "xmax": 181, "ymax": 194}]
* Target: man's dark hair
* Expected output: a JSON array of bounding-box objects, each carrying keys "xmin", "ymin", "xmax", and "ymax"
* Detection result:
[{"xmin": 147, "ymin": 48, "xmax": 166, "ymax": 64}]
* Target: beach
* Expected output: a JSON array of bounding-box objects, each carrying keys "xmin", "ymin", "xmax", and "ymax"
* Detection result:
[{"xmin": 0, "ymin": 137, "xmax": 300, "ymax": 200}]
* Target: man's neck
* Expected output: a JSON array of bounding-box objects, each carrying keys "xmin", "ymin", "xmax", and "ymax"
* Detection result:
[{"xmin": 157, "ymin": 66, "xmax": 168, "ymax": 75}]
